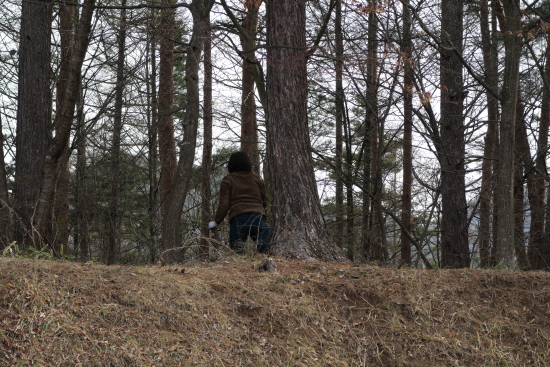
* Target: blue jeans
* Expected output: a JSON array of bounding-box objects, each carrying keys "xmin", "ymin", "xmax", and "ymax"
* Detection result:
[{"xmin": 229, "ymin": 213, "xmax": 270, "ymax": 254}]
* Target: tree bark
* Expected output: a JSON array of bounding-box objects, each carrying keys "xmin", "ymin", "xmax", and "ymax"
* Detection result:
[
  {"xmin": 147, "ymin": 33, "xmax": 160, "ymax": 263},
  {"xmin": 361, "ymin": 93, "xmax": 373, "ymax": 258},
  {"xmin": 334, "ymin": 0, "xmax": 344, "ymax": 250},
  {"xmin": 106, "ymin": 1, "xmax": 127, "ymax": 265},
  {"xmin": 479, "ymin": 0, "xmax": 499, "ymax": 267},
  {"xmin": 513, "ymin": 98, "xmax": 529, "ymax": 269},
  {"xmin": 345, "ymin": 150, "xmax": 354, "ymax": 259},
  {"xmin": 52, "ymin": 0, "xmax": 76, "ymax": 254},
  {"xmin": 370, "ymin": 118, "xmax": 389, "ymax": 262},
  {"xmin": 495, "ymin": 0, "xmax": 522, "ymax": 268},
  {"xmin": 162, "ymin": 0, "xmax": 211, "ymax": 250},
  {"xmin": 400, "ymin": 0, "xmax": 413, "ymax": 266},
  {"xmin": 343, "ymin": 96, "xmax": 355, "ymax": 259},
  {"xmin": 200, "ymin": 0, "xmax": 213, "ymax": 258},
  {"xmin": 265, "ymin": 0, "xmax": 345, "ymax": 261},
  {"xmin": 545, "ymin": 177, "xmax": 550, "ymax": 269},
  {"xmin": 157, "ymin": 0, "xmax": 178, "ymax": 221},
  {"xmin": 0, "ymin": 114, "xmax": 10, "ymax": 247},
  {"xmin": 439, "ymin": 0, "xmax": 470, "ymax": 268},
  {"xmin": 530, "ymin": 39, "xmax": 550, "ymax": 270},
  {"xmin": 342, "ymin": 107, "xmax": 355, "ymax": 259},
  {"xmin": 14, "ymin": 0, "xmax": 52, "ymax": 248},
  {"xmin": 74, "ymin": 88, "xmax": 89, "ymax": 262},
  {"xmin": 33, "ymin": 0, "xmax": 96, "ymax": 249},
  {"xmin": 361, "ymin": 128, "xmax": 372, "ymax": 259},
  {"xmin": 367, "ymin": 1, "xmax": 386, "ymax": 262},
  {"xmin": 491, "ymin": 132, "xmax": 500, "ymax": 264},
  {"xmin": 240, "ymin": 0, "xmax": 261, "ymax": 174}
]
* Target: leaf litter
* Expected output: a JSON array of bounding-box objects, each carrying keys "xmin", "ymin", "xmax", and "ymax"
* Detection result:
[{"xmin": 1, "ymin": 256, "xmax": 550, "ymax": 366}]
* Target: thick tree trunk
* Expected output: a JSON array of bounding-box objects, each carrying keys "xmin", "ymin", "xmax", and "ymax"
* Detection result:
[
  {"xmin": 106, "ymin": 2, "xmax": 127, "ymax": 265},
  {"xmin": 157, "ymin": 0, "xmax": 178, "ymax": 221},
  {"xmin": 33, "ymin": 0, "xmax": 96, "ymax": 248},
  {"xmin": 162, "ymin": 0, "xmax": 210, "ymax": 250},
  {"xmin": 400, "ymin": 0, "xmax": 413, "ymax": 266},
  {"xmin": 439, "ymin": 0, "xmax": 469, "ymax": 268},
  {"xmin": 240, "ymin": 1, "xmax": 260, "ymax": 174},
  {"xmin": 14, "ymin": 0, "xmax": 52, "ymax": 248},
  {"xmin": 495, "ymin": 0, "xmax": 522, "ymax": 268},
  {"xmin": 200, "ymin": 2, "xmax": 213, "ymax": 258},
  {"xmin": 334, "ymin": 0, "xmax": 344, "ymax": 250},
  {"xmin": 479, "ymin": 0, "xmax": 499, "ymax": 267},
  {"xmin": 265, "ymin": 0, "xmax": 345, "ymax": 261}
]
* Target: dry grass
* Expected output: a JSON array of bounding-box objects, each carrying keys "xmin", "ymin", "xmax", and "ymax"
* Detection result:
[{"xmin": 1, "ymin": 256, "xmax": 550, "ymax": 366}]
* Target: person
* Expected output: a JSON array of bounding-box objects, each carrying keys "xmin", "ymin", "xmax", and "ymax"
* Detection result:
[{"xmin": 209, "ymin": 151, "xmax": 270, "ymax": 253}]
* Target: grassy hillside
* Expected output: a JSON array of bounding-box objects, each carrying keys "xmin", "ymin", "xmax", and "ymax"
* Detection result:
[{"xmin": 1, "ymin": 256, "xmax": 549, "ymax": 366}]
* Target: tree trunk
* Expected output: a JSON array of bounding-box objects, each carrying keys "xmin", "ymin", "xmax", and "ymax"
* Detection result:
[
  {"xmin": 370, "ymin": 118, "xmax": 389, "ymax": 262},
  {"xmin": 490, "ymin": 1, "xmax": 504, "ymax": 268},
  {"xmin": 74, "ymin": 89, "xmax": 89, "ymax": 262},
  {"xmin": 147, "ymin": 32, "xmax": 160, "ymax": 262},
  {"xmin": 343, "ymin": 109, "xmax": 354, "ymax": 259},
  {"xmin": 162, "ymin": 0, "xmax": 210, "ymax": 250},
  {"xmin": 33, "ymin": 0, "xmax": 96, "ymax": 248},
  {"xmin": 439, "ymin": 0, "xmax": 469, "ymax": 268},
  {"xmin": 368, "ymin": 2, "xmax": 386, "ymax": 262},
  {"xmin": 491, "ymin": 132, "xmax": 500, "ymax": 265},
  {"xmin": 106, "ymin": 1, "xmax": 127, "ymax": 265},
  {"xmin": 157, "ymin": 0, "xmax": 178, "ymax": 221},
  {"xmin": 345, "ymin": 157, "xmax": 354, "ymax": 259},
  {"xmin": 200, "ymin": 1, "xmax": 213, "ymax": 258},
  {"xmin": 361, "ymin": 97, "xmax": 372, "ymax": 258},
  {"xmin": 545, "ymin": 178, "xmax": 550, "ymax": 269},
  {"xmin": 240, "ymin": 1, "xmax": 261, "ymax": 174},
  {"xmin": 52, "ymin": 0, "xmax": 76, "ymax": 254},
  {"xmin": 265, "ymin": 0, "xmax": 345, "ymax": 261},
  {"xmin": 530, "ymin": 39, "xmax": 550, "ymax": 270},
  {"xmin": 513, "ymin": 98, "xmax": 529, "ymax": 269},
  {"xmin": 400, "ymin": 0, "xmax": 413, "ymax": 266},
  {"xmin": 334, "ymin": 0, "xmax": 344, "ymax": 250},
  {"xmin": 361, "ymin": 136, "xmax": 372, "ymax": 259},
  {"xmin": 495, "ymin": 0, "xmax": 522, "ymax": 268},
  {"xmin": 14, "ymin": 0, "xmax": 52, "ymax": 248},
  {"xmin": 0, "ymin": 114, "xmax": 10, "ymax": 247},
  {"xmin": 479, "ymin": 0, "xmax": 499, "ymax": 267}
]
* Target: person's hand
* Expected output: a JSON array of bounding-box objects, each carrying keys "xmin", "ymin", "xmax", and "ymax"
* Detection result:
[{"xmin": 208, "ymin": 221, "xmax": 217, "ymax": 230}]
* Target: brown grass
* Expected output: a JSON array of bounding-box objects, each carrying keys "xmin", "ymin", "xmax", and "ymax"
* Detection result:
[{"xmin": 1, "ymin": 256, "xmax": 550, "ymax": 366}]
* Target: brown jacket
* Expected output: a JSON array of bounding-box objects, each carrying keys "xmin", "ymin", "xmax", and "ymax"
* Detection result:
[{"xmin": 214, "ymin": 171, "xmax": 268, "ymax": 224}]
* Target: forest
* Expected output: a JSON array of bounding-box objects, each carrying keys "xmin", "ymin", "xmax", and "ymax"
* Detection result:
[{"xmin": 0, "ymin": 0, "xmax": 548, "ymax": 270}]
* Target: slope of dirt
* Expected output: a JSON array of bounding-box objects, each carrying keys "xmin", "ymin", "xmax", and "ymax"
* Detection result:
[{"xmin": 1, "ymin": 256, "xmax": 549, "ymax": 366}]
